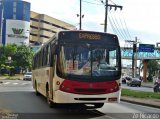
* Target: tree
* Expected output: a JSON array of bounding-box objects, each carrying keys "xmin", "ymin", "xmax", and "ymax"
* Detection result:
[
  {"xmin": 0, "ymin": 45, "xmax": 6, "ymax": 65},
  {"xmin": 0, "ymin": 44, "xmax": 17, "ymax": 65},
  {"xmin": 0, "ymin": 44, "xmax": 34, "ymax": 75},
  {"xmin": 147, "ymin": 60, "xmax": 160, "ymax": 81},
  {"xmin": 13, "ymin": 45, "xmax": 34, "ymax": 72}
]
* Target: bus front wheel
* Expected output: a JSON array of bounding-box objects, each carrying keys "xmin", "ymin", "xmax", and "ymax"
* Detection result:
[{"xmin": 94, "ymin": 103, "xmax": 104, "ymax": 108}]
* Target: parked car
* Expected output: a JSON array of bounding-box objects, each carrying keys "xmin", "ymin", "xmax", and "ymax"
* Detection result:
[
  {"xmin": 23, "ymin": 72, "xmax": 32, "ymax": 81},
  {"xmin": 126, "ymin": 77, "xmax": 141, "ymax": 87},
  {"xmin": 122, "ymin": 76, "xmax": 132, "ymax": 84}
]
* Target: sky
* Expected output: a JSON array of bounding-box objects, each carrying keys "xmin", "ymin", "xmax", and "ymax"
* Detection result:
[{"xmin": 25, "ymin": 0, "xmax": 160, "ymax": 47}]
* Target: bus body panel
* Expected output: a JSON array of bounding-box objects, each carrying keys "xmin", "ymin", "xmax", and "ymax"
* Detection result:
[{"xmin": 32, "ymin": 67, "xmax": 52, "ymax": 97}]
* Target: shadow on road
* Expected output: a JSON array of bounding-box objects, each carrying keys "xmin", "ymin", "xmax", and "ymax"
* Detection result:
[{"xmin": 0, "ymin": 91, "xmax": 105, "ymax": 119}]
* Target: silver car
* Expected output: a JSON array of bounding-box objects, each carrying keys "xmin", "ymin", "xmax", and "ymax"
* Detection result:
[
  {"xmin": 126, "ymin": 77, "xmax": 141, "ymax": 87},
  {"xmin": 23, "ymin": 72, "xmax": 32, "ymax": 81}
]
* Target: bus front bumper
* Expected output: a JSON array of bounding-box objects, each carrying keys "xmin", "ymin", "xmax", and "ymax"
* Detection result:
[{"xmin": 54, "ymin": 90, "xmax": 121, "ymax": 103}]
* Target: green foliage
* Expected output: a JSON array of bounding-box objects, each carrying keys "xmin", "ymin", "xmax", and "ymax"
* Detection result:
[
  {"xmin": 121, "ymin": 89, "xmax": 160, "ymax": 99},
  {"xmin": 147, "ymin": 60, "xmax": 160, "ymax": 81},
  {"xmin": 0, "ymin": 44, "xmax": 34, "ymax": 75},
  {"xmin": 4, "ymin": 44, "xmax": 17, "ymax": 57},
  {"xmin": 14, "ymin": 45, "xmax": 34, "ymax": 70}
]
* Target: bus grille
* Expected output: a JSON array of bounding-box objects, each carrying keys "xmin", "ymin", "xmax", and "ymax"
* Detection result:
[
  {"xmin": 74, "ymin": 88, "xmax": 107, "ymax": 94},
  {"xmin": 74, "ymin": 98, "xmax": 106, "ymax": 101}
]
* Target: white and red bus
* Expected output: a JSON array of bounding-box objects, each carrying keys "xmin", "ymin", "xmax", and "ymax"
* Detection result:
[{"xmin": 32, "ymin": 30, "xmax": 121, "ymax": 108}]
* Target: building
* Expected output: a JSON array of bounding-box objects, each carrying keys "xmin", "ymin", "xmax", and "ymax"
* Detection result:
[
  {"xmin": 0, "ymin": 0, "xmax": 30, "ymax": 45},
  {"xmin": 0, "ymin": 0, "xmax": 76, "ymax": 46},
  {"xmin": 30, "ymin": 11, "xmax": 76, "ymax": 44}
]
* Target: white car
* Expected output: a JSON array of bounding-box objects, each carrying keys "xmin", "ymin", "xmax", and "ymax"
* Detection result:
[{"xmin": 23, "ymin": 72, "xmax": 32, "ymax": 81}]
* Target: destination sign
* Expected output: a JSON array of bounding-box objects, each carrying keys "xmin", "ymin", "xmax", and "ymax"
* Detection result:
[
  {"xmin": 79, "ymin": 33, "xmax": 101, "ymax": 40},
  {"xmin": 138, "ymin": 44, "xmax": 155, "ymax": 52}
]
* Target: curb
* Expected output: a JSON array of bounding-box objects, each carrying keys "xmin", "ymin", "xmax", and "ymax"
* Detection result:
[
  {"xmin": 141, "ymin": 85, "xmax": 153, "ymax": 88},
  {"xmin": 121, "ymin": 98, "xmax": 160, "ymax": 109}
]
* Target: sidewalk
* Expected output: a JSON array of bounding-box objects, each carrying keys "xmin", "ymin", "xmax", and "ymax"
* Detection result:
[
  {"xmin": 121, "ymin": 96, "xmax": 160, "ymax": 109},
  {"xmin": 121, "ymin": 82, "xmax": 160, "ymax": 108},
  {"xmin": 141, "ymin": 82, "xmax": 154, "ymax": 88}
]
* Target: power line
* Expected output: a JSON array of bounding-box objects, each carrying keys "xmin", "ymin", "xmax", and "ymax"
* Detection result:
[
  {"xmin": 109, "ymin": 10, "xmax": 128, "ymax": 41},
  {"xmin": 108, "ymin": 12, "xmax": 126, "ymax": 40},
  {"xmin": 120, "ymin": 12, "xmax": 132, "ymax": 40},
  {"xmin": 116, "ymin": 10, "xmax": 132, "ymax": 40},
  {"xmin": 82, "ymin": 0, "xmax": 103, "ymax": 5},
  {"xmin": 101, "ymin": 0, "xmax": 123, "ymax": 32},
  {"xmin": 100, "ymin": 0, "xmax": 132, "ymax": 41},
  {"xmin": 109, "ymin": 0, "xmax": 116, "ymax": 5}
]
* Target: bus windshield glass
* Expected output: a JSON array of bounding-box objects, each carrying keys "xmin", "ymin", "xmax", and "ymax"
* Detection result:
[{"xmin": 57, "ymin": 43, "xmax": 121, "ymax": 81}]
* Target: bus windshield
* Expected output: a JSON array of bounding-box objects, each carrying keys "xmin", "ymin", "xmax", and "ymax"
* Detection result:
[{"xmin": 57, "ymin": 43, "xmax": 121, "ymax": 81}]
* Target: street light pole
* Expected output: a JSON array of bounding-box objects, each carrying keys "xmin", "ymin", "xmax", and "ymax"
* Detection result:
[{"xmin": 8, "ymin": 56, "xmax": 12, "ymax": 76}]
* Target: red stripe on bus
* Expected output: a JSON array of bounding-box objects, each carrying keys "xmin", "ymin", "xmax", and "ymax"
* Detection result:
[{"xmin": 59, "ymin": 80, "xmax": 119, "ymax": 95}]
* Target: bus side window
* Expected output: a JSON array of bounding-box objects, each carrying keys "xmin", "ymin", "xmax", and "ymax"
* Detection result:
[{"xmin": 50, "ymin": 44, "xmax": 56, "ymax": 67}]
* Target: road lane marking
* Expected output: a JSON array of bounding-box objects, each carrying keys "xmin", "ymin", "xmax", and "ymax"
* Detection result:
[
  {"xmin": 1, "ymin": 81, "xmax": 32, "ymax": 86},
  {"xmin": 3, "ymin": 82, "xmax": 11, "ymax": 85},
  {"xmin": 21, "ymin": 83, "xmax": 30, "ymax": 85},
  {"xmin": 13, "ymin": 83, "xmax": 18, "ymax": 85}
]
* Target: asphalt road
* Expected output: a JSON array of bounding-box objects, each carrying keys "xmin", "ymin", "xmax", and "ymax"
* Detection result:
[{"xmin": 0, "ymin": 80, "xmax": 160, "ymax": 119}]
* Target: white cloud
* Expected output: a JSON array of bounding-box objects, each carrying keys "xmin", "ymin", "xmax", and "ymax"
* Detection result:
[{"xmin": 25, "ymin": 0, "xmax": 160, "ymax": 45}]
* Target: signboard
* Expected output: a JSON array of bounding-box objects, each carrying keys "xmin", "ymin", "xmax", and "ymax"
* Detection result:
[
  {"xmin": 6, "ymin": 20, "xmax": 30, "ymax": 45},
  {"xmin": 138, "ymin": 44, "xmax": 155, "ymax": 52}
]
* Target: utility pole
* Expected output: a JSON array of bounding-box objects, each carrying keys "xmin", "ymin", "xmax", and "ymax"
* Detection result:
[
  {"xmin": 132, "ymin": 37, "xmax": 138, "ymax": 78},
  {"xmin": 102, "ymin": 0, "xmax": 123, "ymax": 32},
  {"xmin": 77, "ymin": 0, "xmax": 84, "ymax": 30},
  {"xmin": 126, "ymin": 37, "xmax": 138, "ymax": 78},
  {"xmin": 104, "ymin": 0, "xmax": 108, "ymax": 32},
  {"xmin": 80, "ymin": 0, "xmax": 82, "ymax": 30}
]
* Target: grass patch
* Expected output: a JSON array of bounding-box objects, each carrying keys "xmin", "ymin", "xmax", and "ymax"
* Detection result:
[
  {"xmin": 0, "ymin": 75, "xmax": 22, "ymax": 80},
  {"xmin": 121, "ymin": 89, "xmax": 160, "ymax": 99},
  {"xmin": 6, "ymin": 76, "xmax": 21, "ymax": 80}
]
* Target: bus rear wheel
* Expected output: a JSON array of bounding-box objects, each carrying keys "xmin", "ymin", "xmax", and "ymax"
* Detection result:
[{"xmin": 35, "ymin": 81, "xmax": 39, "ymax": 96}]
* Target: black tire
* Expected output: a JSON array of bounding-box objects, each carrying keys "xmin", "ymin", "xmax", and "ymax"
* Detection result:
[
  {"xmin": 153, "ymin": 88, "xmax": 157, "ymax": 93},
  {"xmin": 94, "ymin": 103, "xmax": 104, "ymax": 108},
  {"xmin": 35, "ymin": 81, "xmax": 40, "ymax": 96},
  {"xmin": 46, "ymin": 89, "xmax": 54, "ymax": 108}
]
